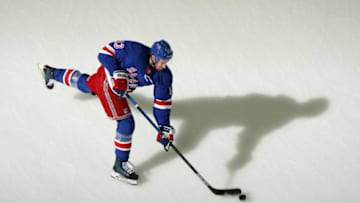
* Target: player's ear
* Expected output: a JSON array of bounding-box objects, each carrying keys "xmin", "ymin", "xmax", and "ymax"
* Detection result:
[{"xmin": 151, "ymin": 55, "xmax": 156, "ymax": 63}]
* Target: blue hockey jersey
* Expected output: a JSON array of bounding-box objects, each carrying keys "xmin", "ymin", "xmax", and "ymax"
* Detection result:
[{"xmin": 98, "ymin": 40, "xmax": 173, "ymax": 126}]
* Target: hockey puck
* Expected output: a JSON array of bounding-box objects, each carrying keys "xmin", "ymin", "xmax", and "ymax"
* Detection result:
[{"xmin": 239, "ymin": 194, "xmax": 247, "ymax": 201}]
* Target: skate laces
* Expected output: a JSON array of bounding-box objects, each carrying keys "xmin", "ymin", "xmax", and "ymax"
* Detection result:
[{"xmin": 121, "ymin": 161, "xmax": 135, "ymax": 174}]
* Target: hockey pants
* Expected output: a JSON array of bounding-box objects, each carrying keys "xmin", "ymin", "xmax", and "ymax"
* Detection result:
[{"xmin": 52, "ymin": 66, "xmax": 134, "ymax": 161}]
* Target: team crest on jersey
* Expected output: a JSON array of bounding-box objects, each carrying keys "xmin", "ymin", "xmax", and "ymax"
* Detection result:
[
  {"xmin": 146, "ymin": 67, "xmax": 153, "ymax": 75},
  {"xmin": 127, "ymin": 67, "xmax": 137, "ymax": 73},
  {"xmin": 114, "ymin": 40, "xmax": 125, "ymax": 49}
]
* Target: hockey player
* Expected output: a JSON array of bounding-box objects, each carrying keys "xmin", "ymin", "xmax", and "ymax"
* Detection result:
[{"xmin": 39, "ymin": 40, "xmax": 175, "ymax": 185}]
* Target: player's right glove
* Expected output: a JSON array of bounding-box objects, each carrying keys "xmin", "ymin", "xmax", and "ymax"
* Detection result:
[
  {"xmin": 112, "ymin": 70, "xmax": 129, "ymax": 97},
  {"xmin": 157, "ymin": 125, "xmax": 175, "ymax": 152}
]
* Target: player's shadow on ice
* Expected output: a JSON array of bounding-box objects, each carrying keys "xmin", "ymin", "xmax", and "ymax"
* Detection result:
[
  {"xmin": 74, "ymin": 93, "xmax": 329, "ymax": 184},
  {"xmin": 128, "ymin": 93, "xmax": 329, "ymax": 184}
]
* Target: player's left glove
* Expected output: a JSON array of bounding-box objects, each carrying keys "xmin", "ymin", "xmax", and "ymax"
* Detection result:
[{"xmin": 157, "ymin": 125, "xmax": 175, "ymax": 152}]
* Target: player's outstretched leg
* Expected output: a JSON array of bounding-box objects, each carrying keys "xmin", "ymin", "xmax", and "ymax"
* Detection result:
[
  {"xmin": 38, "ymin": 63, "xmax": 93, "ymax": 94},
  {"xmin": 111, "ymin": 115, "xmax": 139, "ymax": 185}
]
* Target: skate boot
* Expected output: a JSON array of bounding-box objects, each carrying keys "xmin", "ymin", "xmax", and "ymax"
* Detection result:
[
  {"xmin": 38, "ymin": 63, "xmax": 55, "ymax": 89},
  {"xmin": 111, "ymin": 158, "xmax": 139, "ymax": 185}
]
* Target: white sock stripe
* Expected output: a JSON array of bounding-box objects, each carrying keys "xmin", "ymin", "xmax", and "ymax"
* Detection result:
[
  {"xmin": 154, "ymin": 103, "xmax": 172, "ymax": 110},
  {"xmin": 67, "ymin": 70, "xmax": 75, "ymax": 86},
  {"xmin": 115, "ymin": 146, "xmax": 131, "ymax": 151},
  {"xmin": 62, "ymin": 70, "xmax": 68, "ymax": 84},
  {"xmin": 62, "ymin": 69, "xmax": 75, "ymax": 86},
  {"xmin": 155, "ymin": 99, "xmax": 172, "ymax": 102},
  {"xmin": 114, "ymin": 140, "xmax": 132, "ymax": 144}
]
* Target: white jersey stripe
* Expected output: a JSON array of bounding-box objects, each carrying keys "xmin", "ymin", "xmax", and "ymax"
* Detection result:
[
  {"xmin": 105, "ymin": 44, "xmax": 116, "ymax": 54},
  {"xmin": 99, "ymin": 49, "xmax": 113, "ymax": 56}
]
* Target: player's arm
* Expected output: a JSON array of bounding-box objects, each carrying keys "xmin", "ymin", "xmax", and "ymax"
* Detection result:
[
  {"xmin": 153, "ymin": 69, "xmax": 173, "ymax": 126},
  {"xmin": 98, "ymin": 41, "xmax": 128, "ymax": 96},
  {"xmin": 153, "ymin": 68, "xmax": 175, "ymax": 150}
]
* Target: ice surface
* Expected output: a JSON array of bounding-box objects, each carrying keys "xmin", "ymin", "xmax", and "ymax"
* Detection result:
[{"xmin": 1, "ymin": 0, "xmax": 360, "ymax": 202}]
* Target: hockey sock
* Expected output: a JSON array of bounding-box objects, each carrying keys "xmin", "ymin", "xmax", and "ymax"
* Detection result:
[
  {"xmin": 114, "ymin": 116, "xmax": 135, "ymax": 161},
  {"xmin": 53, "ymin": 69, "xmax": 92, "ymax": 93}
]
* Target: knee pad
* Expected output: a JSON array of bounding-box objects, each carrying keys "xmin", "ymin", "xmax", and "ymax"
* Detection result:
[{"xmin": 116, "ymin": 115, "xmax": 135, "ymax": 136}]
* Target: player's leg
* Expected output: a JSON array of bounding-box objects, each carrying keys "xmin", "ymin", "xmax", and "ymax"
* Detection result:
[
  {"xmin": 114, "ymin": 115, "xmax": 135, "ymax": 161},
  {"xmin": 38, "ymin": 64, "xmax": 92, "ymax": 94},
  {"xmin": 84, "ymin": 66, "xmax": 138, "ymax": 183},
  {"xmin": 111, "ymin": 115, "xmax": 139, "ymax": 184}
]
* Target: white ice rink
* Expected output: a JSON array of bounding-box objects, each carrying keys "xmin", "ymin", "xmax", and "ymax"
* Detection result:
[{"xmin": 1, "ymin": 0, "xmax": 360, "ymax": 202}]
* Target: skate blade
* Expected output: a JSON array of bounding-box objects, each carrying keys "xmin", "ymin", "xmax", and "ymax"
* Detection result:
[
  {"xmin": 111, "ymin": 171, "xmax": 138, "ymax": 185},
  {"xmin": 37, "ymin": 63, "xmax": 54, "ymax": 89}
]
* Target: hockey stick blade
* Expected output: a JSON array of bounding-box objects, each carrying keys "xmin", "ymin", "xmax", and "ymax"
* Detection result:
[{"xmin": 209, "ymin": 186, "xmax": 242, "ymax": 195}]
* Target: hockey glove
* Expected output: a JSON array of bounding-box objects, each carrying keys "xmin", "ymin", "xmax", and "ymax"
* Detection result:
[
  {"xmin": 112, "ymin": 70, "xmax": 129, "ymax": 97},
  {"xmin": 157, "ymin": 125, "xmax": 175, "ymax": 152}
]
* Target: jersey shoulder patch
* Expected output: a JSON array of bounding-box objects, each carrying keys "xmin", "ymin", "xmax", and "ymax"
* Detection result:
[{"xmin": 113, "ymin": 40, "xmax": 125, "ymax": 49}]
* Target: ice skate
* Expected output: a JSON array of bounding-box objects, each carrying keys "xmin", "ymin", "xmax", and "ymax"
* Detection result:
[
  {"xmin": 38, "ymin": 63, "xmax": 55, "ymax": 89},
  {"xmin": 111, "ymin": 159, "xmax": 139, "ymax": 185}
]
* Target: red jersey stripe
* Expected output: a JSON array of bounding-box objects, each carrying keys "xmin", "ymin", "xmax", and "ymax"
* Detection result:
[{"xmin": 103, "ymin": 47, "xmax": 116, "ymax": 57}]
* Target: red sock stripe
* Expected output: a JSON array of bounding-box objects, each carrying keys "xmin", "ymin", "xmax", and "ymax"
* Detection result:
[
  {"xmin": 114, "ymin": 141, "xmax": 132, "ymax": 150},
  {"xmin": 103, "ymin": 47, "xmax": 116, "ymax": 57},
  {"xmin": 64, "ymin": 70, "xmax": 74, "ymax": 86},
  {"xmin": 154, "ymin": 100, "xmax": 172, "ymax": 106}
]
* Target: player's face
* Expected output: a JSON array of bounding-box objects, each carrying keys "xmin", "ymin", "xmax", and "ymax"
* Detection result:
[
  {"xmin": 154, "ymin": 59, "xmax": 170, "ymax": 71},
  {"xmin": 151, "ymin": 55, "xmax": 170, "ymax": 71}
]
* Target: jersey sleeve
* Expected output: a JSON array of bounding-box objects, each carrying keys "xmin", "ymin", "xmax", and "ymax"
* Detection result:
[
  {"xmin": 153, "ymin": 68, "xmax": 173, "ymax": 126},
  {"xmin": 97, "ymin": 41, "xmax": 125, "ymax": 90}
]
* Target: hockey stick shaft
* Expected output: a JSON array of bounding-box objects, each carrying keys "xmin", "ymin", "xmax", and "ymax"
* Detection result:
[
  {"xmin": 171, "ymin": 143, "xmax": 241, "ymax": 195},
  {"xmin": 125, "ymin": 94, "xmax": 242, "ymax": 195},
  {"xmin": 170, "ymin": 142, "xmax": 211, "ymax": 187},
  {"xmin": 126, "ymin": 94, "xmax": 211, "ymax": 186},
  {"xmin": 126, "ymin": 94, "xmax": 163, "ymax": 135}
]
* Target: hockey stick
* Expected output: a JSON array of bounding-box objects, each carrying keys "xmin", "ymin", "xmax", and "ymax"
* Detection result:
[{"xmin": 126, "ymin": 94, "xmax": 246, "ymax": 199}]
